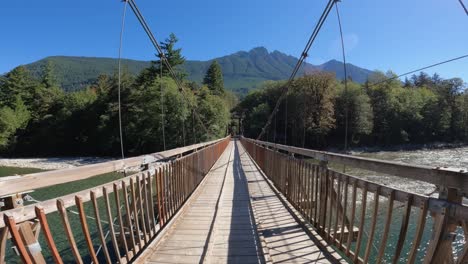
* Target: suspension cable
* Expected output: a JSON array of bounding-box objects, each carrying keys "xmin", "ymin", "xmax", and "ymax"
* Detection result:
[
  {"xmin": 335, "ymin": 2, "xmax": 349, "ymax": 152},
  {"xmin": 160, "ymin": 57, "xmax": 166, "ymax": 150},
  {"xmin": 257, "ymin": 0, "xmax": 336, "ymax": 140},
  {"xmin": 117, "ymin": 0, "xmax": 128, "ymax": 159},
  {"xmin": 284, "ymin": 95, "xmax": 288, "ymax": 144},
  {"xmin": 367, "ymin": 54, "xmax": 468, "ymax": 88},
  {"xmin": 459, "ymin": 0, "xmax": 468, "ymax": 15},
  {"xmin": 126, "ymin": 0, "xmax": 213, "ymax": 140}
]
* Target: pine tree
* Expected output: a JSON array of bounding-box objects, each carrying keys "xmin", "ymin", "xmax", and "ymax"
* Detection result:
[
  {"xmin": 41, "ymin": 60, "xmax": 58, "ymax": 88},
  {"xmin": 0, "ymin": 66, "xmax": 35, "ymax": 108},
  {"xmin": 136, "ymin": 33, "xmax": 186, "ymax": 85},
  {"xmin": 203, "ymin": 61, "xmax": 225, "ymax": 96}
]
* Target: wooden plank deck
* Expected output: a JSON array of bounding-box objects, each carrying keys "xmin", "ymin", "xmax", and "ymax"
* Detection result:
[{"xmin": 139, "ymin": 140, "xmax": 340, "ymax": 264}]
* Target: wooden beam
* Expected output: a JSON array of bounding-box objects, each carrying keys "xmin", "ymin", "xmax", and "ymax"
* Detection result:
[
  {"xmin": 0, "ymin": 137, "xmax": 228, "ymax": 197},
  {"xmin": 243, "ymin": 137, "xmax": 468, "ymax": 193}
]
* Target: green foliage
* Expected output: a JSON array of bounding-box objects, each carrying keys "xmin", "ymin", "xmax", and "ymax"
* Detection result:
[
  {"xmin": 0, "ymin": 34, "xmax": 233, "ymax": 156},
  {"xmin": 236, "ymin": 71, "xmax": 468, "ymax": 149},
  {"xmin": 0, "ymin": 66, "xmax": 36, "ymax": 108},
  {"xmin": 203, "ymin": 61, "xmax": 225, "ymax": 96},
  {"xmin": 41, "ymin": 60, "xmax": 57, "ymax": 88},
  {"xmin": 196, "ymin": 87, "xmax": 230, "ymax": 141},
  {"xmin": 335, "ymin": 82, "xmax": 373, "ymax": 144},
  {"xmin": 0, "ymin": 97, "xmax": 30, "ymax": 147}
]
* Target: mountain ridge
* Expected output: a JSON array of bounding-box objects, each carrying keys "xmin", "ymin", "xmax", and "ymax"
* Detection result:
[{"xmin": 22, "ymin": 47, "xmax": 374, "ymax": 94}]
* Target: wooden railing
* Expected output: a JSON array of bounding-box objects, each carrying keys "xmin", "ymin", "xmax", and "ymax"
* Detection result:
[
  {"xmin": 241, "ymin": 137, "xmax": 468, "ymax": 264},
  {"xmin": 0, "ymin": 137, "xmax": 230, "ymax": 264},
  {"xmin": 0, "ymin": 137, "xmax": 229, "ymax": 197}
]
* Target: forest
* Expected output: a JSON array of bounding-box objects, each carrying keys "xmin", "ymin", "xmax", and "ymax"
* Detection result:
[
  {"xmin": 235, "ymin": 71, "xmax": 468, "ymax": 149},
  {"xmin": 1, "ymin": 32, "xmax": 467, "ymax": 156},
  {"xmin": 0, "ymin": 34, "xmax": 235, "ymax": 156}
]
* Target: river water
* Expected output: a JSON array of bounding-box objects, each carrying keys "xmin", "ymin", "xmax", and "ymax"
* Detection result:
[
  {"xmin": 350, "ymin": 146, "xmax": 468, "ymax": 197},
  {"xmin": 341, "ymin": 146, "xmax": 468, "ymax": 263}
]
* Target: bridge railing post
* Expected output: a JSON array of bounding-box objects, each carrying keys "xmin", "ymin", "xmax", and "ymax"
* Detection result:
[
  {"xmin": 318, "ymin": 159, "xmax": 329, "ymax": 232},
  {"xmin": 424, "ymin": 187, "xmax": 463, "ymax": 263}
]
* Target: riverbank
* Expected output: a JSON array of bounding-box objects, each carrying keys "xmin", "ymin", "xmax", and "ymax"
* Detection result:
[
  {"xmin": 0, "ymin": 157, "xmax": 113, "ymax": 170},
  {"xmin": 337, "ymin": 141, "xmax": 468, "ymax": 153}
]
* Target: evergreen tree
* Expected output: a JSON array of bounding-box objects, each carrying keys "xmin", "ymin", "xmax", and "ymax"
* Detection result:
[
  {"xmin": 0, "ymin": 66, "xmax": 35, "ymax": 108},
  {"xmin": 0, "ymin": 97, "xmax": 30, "ymax": 148},
  {"xmin": 135, "ymin": 33, "xmax": 186, "ymax": 85},
  {"xmin": 203, "ymin": 61, "xmax": 225, "ymax": 96},
  {"xmin": 41, "ymin": 61, "xmax": 57, "ymax": 88}
]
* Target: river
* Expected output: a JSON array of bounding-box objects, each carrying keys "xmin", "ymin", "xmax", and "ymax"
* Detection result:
[{"xmin": 343, "ymin": 145, "xmax": 468, "ymax": 263}]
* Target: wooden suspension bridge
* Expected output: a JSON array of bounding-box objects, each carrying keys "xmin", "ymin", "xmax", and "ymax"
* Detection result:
[
  {"xmin": 0, "ymin": 137, "xmax": 467, "ymax": 263},
  {"xmin": 1, "ymin": 0, "xmax": 468, "ymax": 263}
]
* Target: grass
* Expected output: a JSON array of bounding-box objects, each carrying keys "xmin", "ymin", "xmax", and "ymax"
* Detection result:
[{"xmin": 0, "ymin": 166, "xmax": 44, "ymax": 177}]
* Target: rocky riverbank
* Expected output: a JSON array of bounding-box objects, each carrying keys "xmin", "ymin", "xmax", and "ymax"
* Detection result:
[{"xmin": 0, "ymin": 157, "xmax": 113, "ymax": 170}]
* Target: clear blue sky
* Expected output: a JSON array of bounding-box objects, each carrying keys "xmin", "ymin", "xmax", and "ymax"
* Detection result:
[{"xmin": 1, "ymin": 0, "xmax": 467, "ymax": 81}]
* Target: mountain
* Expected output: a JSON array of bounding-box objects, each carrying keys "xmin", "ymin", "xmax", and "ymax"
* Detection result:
[{"xmin": 22, "ymin": 47, "xmax": 374, "ymax": 94}]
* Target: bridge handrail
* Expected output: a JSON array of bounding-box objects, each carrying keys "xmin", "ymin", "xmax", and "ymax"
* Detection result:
[
  {"xmin": 0, "ymin": 138, "xmax": 230, "ymax": 263},
  {"xmin": 0, "ymin": 137, "xmax": 229, "ymax": 197},
  {"xmin": 240, "ymin": 137, "xmax": 468, "ymax": 263},
  {"xmin": 242, "ymin": 137, "xmax": 468, "ymax": 193}
]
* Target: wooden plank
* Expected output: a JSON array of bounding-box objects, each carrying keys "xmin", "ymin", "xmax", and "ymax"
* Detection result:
[
  {"xmin": 0, "ymin": 137, "xmax": 228, "ymax": 197},
  {"xmin": 363, "ymin": 187, "xmax": 380, "ymax": 263},
  {"xmin": 407, "ymin": 200, "xmax": 428, "ymax": 264},
  {"xmin": 122, "ymin": 181, "xmax": 138, "ymax": 254},
  {"xmin": 392, "ymin": 195, "xmax": 413, "ymax": 264},
  {"xmin": 333, "ymin": 172, "xmax": 342, "ymax": 242},
  {"xmin": 313, "ymin": 165, "xmax": 319, "ymax": 226},
  {"xmin": 146, "ymin": 172, "xmax": 157, "ymax": 234},
  {"xmin": 156, "ymin": 168, "xmax": 164, "ymax": 227},
  {"xmin": 423, "ymin": 211, "xmax": 446, "ymax": 264},
  {"xmin": 75, "ymin": 195, "xmax": 99, "ymax": 264},
  {"xmin": 3, "ymin": 213, "xmax": 33, "ymax": 264},
  {"xmin": 142, "ymin": 174, "xmax": 152, "ymax": 238},
  {"xmin": 244, "ymin": 138, "xmax": 468, "ymax": 192},
  {"xmin": 339, "ymin": 177, "xmax": 349, "ymax": 248},
  {"xmin": 0, "ymin": 225, "xmax": 8, "ymax": 264},
  {"xmin": 90, "ymin": 190, "xmax": 112, "ymax": 264},
  {"xmin": 103, "ymin": 186, "xmax": 124, "ymax": 263},
  {"xmin": 376, "ymin": 190, "xmax": 395, "ymax": 263},
  {"xmin": 18, "ymin": 222, "xmax": 46, "ymax": 264},
  {"xmin": 345, "ymin": 181, "xmax": 357, "ymax": 257},
  {"xmin": 135, "ymin": 175, "xmax": 148, "ymax": 244},
  {"xmin": 35, "ymin": 206, "xmax": 63, "ymax": 264},
  {"xmin": 326, "ymin": 171, "xmax": 334, "ymax": 242},
  {"xmin": 353, "ymin": 183, "xmax": 368, "ymax": 263},
  {"xmin": 57, "ymin": 199, "xmax": 83, "ymax": 264}
]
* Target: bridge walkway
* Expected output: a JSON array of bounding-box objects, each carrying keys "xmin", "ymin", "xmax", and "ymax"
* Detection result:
[{"xmin": 138, "ymin": 139, "xmax": 340, "ymax": 264}]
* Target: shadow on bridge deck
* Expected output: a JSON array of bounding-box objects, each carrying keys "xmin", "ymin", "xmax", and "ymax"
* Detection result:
[{"xmin": 138, "ymin": 140, "xmax": 342, "ymax": 264}]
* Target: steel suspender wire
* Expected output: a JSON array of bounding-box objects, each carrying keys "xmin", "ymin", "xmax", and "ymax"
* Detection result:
[
  {"xmin": 160, "ymin": 58, "xmax": 166, "ymax": 150},
  {"xmin": 127, "ymin": 0, "xmax": 213, "ymax": 139},
  {"xmin": 257, "ymin": 0, "xmax": 336, "ymax": 140},
  {"xmin": 335, "ymin": 2, "xmax": 349, "ymax": 152},
  {"xmin": 117, "ymin": 0, "xmax": 128, "ymax": 159}
]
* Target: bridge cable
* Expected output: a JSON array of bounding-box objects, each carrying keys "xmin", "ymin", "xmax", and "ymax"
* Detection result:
[
  {"xmin": 117, "ymin": 0, "xmax": 128, "ymax": 159},
  {"xmin": 367, "ymin": 54, "xmax": 468, "ymax": 88},
  {"xmin": 256, "ymin": 0, "xmax": 336, "ymax": 140},
  {"xmin": 126, "ymin": 0, "xmax": 214, "ymax": 141},
  {"xmin": 284, "ymin": 92, "xmax": 288, "ymax": 144},
  {"xmin": 459, "ymin": 0, "xmax": 468, "ymax": 15},
  {"xmin": 273, "ymin": 113, "xmax": 277, "ymax": 143},
  {"xmin": 160, "ymin": 57, "xmax": 166, "ymax": 150},
  {"xmin": 335, "ymin": 2, "xmax": 349, "ymax": 153}
]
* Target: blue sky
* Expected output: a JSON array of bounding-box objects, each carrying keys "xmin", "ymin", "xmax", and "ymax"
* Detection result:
[{"xmin": 1, "ymin": 0, "xmax": 467, "ymax": 81}]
